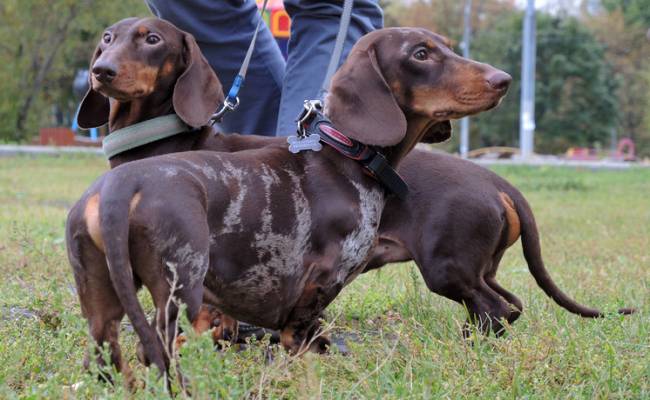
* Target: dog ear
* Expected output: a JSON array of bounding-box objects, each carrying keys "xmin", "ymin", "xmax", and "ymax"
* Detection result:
[
  {"xmin": 420, "ymin": 120, "xmax": 452, "ymax": 143},
  {"xmin": 173, "ymin": 33, "xmax": 224, "ymax": 128},
  {"xmin": 326, "ymin": 46, "xmax": 406, "ymax": 147},
  {"xmin": 77, "ymin": 46, "xmax": 109, "ymax": 129}
]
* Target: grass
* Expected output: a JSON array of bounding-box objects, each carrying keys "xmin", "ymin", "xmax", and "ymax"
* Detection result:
[{"xmin": 0, "ymin": 154, "xmax": 648, "ymax": 399}]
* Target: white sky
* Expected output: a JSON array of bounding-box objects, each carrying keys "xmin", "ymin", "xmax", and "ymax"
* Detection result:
[
  {"xmin": 515, "ymin": 0, "xmax": 582, "ymax": 12},
  {"xmin": 515, "ymin": 0, "xmax": 551, "ymax": 7}
]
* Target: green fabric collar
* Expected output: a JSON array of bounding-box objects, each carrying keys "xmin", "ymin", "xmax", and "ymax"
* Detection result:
[{"xmin": 102, "ymin": 114, "xmax": 190, "ymax": 159}]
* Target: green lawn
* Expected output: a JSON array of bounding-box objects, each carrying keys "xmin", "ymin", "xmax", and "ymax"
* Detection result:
[{"xmin": 0, "ymin": 154, "xmax": 648, "ymax": 399}]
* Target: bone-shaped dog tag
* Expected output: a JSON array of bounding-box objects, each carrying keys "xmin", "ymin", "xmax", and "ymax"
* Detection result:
[{"xmin": 287, "ymin": 134, "xmax": 322, "ymax": 154}]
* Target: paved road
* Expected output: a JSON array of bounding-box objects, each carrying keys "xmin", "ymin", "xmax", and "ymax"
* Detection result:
[{"xmin": 2, "ymin": 144, "xmax": 649, "ymax": 169}]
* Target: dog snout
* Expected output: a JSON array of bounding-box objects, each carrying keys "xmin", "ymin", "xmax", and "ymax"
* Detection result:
[
  {"xmin": 486, "ymin": 71, "xmax": 512, "ymax": 92},
  {"xmin": 92, "ymin": 60, "xmax": 118, "ymax": 84}
]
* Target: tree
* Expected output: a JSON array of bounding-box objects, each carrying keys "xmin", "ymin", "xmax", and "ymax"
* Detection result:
[
  {"xmin": 0, "ymin": 0, "xmax": 150, "ymax": 142},
  {"xmin": 471, "ymin": 13, "xmax": 619, "ymax": 153},
  {"xmin": 584, "ymin": 0, "xmax": 650, "ymax": 157}
]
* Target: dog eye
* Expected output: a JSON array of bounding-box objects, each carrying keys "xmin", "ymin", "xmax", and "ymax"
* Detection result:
[
  {"xmin": 145, "ymin": 34, "xmax": 161, "ymax": 45},
  {"xmin": 102, "ymin": 32, "xmax": 112, "ymax": 44},
  {"xmin": 413, "ymin": 49, "xmax": 428, "ymax": 61}
]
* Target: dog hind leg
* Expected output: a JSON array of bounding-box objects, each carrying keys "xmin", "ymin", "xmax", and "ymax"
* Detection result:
[
  {"xmin": 484, "ymin": 250, "xmax": 523, "ymax": 324},
  {"xmin": 462, "ymin": 280, "xmax": 514, "ymax": 337},
  {"xmin": 74, "ymin": 239, "xmax": 132, "ymax": 385}
]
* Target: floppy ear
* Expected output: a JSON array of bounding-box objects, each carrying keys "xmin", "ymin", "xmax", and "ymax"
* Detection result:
[
  {"xmin": 420, "ymin": 120, "xmax": 452, "ymax": 143},
  {"xmin": 326, "ymin": 46, "xmax": 407, "ymax": 147},
  {"xmin": 77, "ymin": 46, "xmax": 109, "ymax": 129},
  {"xmin": 173, "ymin": 33, "xmax": 224, "ymax": 128}
]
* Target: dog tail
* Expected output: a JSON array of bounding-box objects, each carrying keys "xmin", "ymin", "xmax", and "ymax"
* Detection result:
[
  {"xmin": 510, "ymin": 188, "xmax": 635, "ymax": 317},
  {"xmin": 98, "ymin": 178, "xmax": 168, "ymax": 375}
]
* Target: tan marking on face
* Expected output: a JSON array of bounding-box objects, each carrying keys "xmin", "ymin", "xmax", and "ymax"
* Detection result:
[
  {"xmin": 93, "ymin": 61, "xmax": 159, "ymax": 99},
  {"xmin": 499, "ymin": 192, "xmax": 520, "ymax": 247},
  {"xmin": 161, "ymin": 61, "xmax": 175, "ymax": 77},
  {"xmin": 108, "ymin": 62, "xmax": 159, "ymax": 97},
  {"xmin": 438, "ymin": 35, "xmax": 452, "ymax": 48},
  {"xmin": 137, "ymin": 26, "xmax": 148, "ymax": 35},
  {"xmin": 129, "ymin": 192, "xmax": 142, "ymax": 216},
  {"xmin": 410, "ymin": 68, "xmax": 497, "ymax": 119},
  {"xmin": 390, "ymin": 80, "xmax": 402, "ymax": 94},
  {"xmin": 410, "ymin": 86, "xmax": 456, "ymax": 118},
  {"xmin": 84, "ymin": 193, "xmax": 104, "ymax": 252},
  {"xmin": 133, "ymin": 64, "xmax": 159, "ymax": 95}
]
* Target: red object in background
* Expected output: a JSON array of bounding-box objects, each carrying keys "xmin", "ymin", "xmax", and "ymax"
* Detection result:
[
  {"xmin": 39, "ymin": 127, "xmax": 75, "ymax": 146},
  {"xmin": 615, "ymin": 138, "xmax": 636, "ymax": 161},
  {"xmin": 38, "ymin": 127, "xmax": 102, "ymax": 147},
  {"xmin": 565, "ymin": 147, "xmax": 599, "ymax": 160},
  {"xmin": 257, "ymin": 0, "xmax": 290, "ymax": 56}
]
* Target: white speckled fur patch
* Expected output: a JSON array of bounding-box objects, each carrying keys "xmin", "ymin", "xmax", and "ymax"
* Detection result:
[
  {"xmin": 179, "ymin": 157, "xmax": 220, "ymax": 181},
  {"xmin": 158, "ymin": 235, "xmax": 208, "ymax": 286},
  {"xmin": 337, "ymin": 182, "xmax": 384, "ymax": 286},
  {"xmin": 218, "ymin": 161, "xmax": 247, "ymax": 234},
  {"xmin": 229, "ymin": 166, "xmax": 311, "ymax": 297}
]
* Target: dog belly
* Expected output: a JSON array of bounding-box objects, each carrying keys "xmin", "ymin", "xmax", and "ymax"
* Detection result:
[{"xmin": 203, "ymin": 264, "xmax": 303, "ymax": 329}]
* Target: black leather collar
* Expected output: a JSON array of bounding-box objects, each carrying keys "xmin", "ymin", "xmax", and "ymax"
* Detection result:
[{"xmin": 296, "ymin": 103, "xmax": 409, "ymax": 200}]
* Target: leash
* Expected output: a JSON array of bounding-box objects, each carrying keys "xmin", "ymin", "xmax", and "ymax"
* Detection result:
[
  {"xmin": 290, "ymin": 100, "xmax": 409, "ymax": 200},
  {"xmin": 210, "ymin": 0, "xmax": 270, "ymax": 124},
  {"xmin": 318, "ymin": 0, "xmax": 354, "ymax": 100},
  {"xmin": 210, "ymin": 0, "xmax": 353, "ymax": 125}
]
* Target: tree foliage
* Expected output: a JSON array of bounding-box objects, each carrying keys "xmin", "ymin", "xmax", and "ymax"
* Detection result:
[
  {"xmin": 0, "ymin": 0, "xmax": 646, "ymax": 157},
  {"xmin": 384, "ymin": 0, "xmax": 649, "ymax": 156},
  {"xmin": 470, "ymin": 12, "xmax": 619, "ymax": 153},
  {"xmin": 585, "ymin": 0, "xmax": 650, "ymax": 156},
  {"xmin": 0, "ymin": 0, "xmax": 150, "ymax": 141}
]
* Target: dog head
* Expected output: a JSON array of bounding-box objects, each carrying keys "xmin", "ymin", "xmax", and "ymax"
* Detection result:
[
  {"xmin": 326, "ymin": 28, "xmax": 511, "ymax": 150},
  {"xmin": 78, "ymin": 17, "xmax": 224, "ymax": 129}
]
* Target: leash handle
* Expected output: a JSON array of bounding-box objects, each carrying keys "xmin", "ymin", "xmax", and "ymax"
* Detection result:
[{"xmin": 211, "ymin": 0, "xmax": 270, "ymax": 125}]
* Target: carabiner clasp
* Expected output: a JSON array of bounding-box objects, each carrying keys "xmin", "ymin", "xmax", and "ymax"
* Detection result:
[
  {"xmin": 295, "ymin": 99, "xmax": 323, "ymax": 138},
  {"xmin": 210, "ymin": 96, "xmax": 240, "ymax": 125}
]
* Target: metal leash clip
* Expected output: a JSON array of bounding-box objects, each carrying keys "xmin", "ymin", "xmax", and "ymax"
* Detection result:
[
  {"xmin": 295, "ymin": 100, "xmax": 323, "ymax": 138},
  {"xmin": 209, "ymin": 96, "xmax": 240, "ymax": 125},
  {"xmin": 288, "ymin": 100, "xmax": 323, "ymax": 153}
]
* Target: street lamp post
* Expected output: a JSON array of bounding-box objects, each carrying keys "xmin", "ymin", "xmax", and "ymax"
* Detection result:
[
  {"xmin": 519, "ymin": 0, "xmax": 536, "ymax": 159},
  {"xmin": 460, "ymin": 0, "xmax": 472, "ymax": 158}
]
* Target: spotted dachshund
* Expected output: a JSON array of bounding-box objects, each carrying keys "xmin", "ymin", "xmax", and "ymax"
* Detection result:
[{"xmin": 66, "ymin": 18, "xmax": 510, "ymax": 380}]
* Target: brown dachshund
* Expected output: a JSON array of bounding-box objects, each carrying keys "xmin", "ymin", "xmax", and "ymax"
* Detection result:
[
  {"xmin": 66, "ymin": 18, "xmax": 509, "ymax": 379},
  {"xmin": 212, "ymin": 148, "xmax": 636, "ymax": 341},
  {"xmin": 363, "ymin": 149, "xmax": 635, "ymax": 336}
]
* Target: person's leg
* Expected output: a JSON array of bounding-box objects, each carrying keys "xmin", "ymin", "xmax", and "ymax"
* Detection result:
[
  {"xmin": 146, "ymin": 0, "xmax": 285, "ymax": 136},
  {"xmin": 276, "ymin": 0, "xmax": 383, "ymax": 136}
]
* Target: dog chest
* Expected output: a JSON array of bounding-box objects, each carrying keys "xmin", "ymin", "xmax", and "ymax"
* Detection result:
[{"xmin": 336, "ymin": 182, "xmax": 385, "ymax": 286}]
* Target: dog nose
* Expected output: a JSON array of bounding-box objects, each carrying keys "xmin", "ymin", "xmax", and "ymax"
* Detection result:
[
  {"xmin": 92, "ymin": 61, "xmax": 117, "ymax": 83},
  {"xmin": 486, "ymin": 71, "xmax": 512, "ymax": 91}
]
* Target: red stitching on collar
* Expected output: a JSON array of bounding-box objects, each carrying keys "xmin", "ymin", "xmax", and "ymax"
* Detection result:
[{"xmin": 318, "ymin": 124, "xmax": 353, "ymax": 147}]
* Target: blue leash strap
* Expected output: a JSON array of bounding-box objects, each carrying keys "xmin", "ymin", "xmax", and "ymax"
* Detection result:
[{"xmin": 211, "ymin": 0, "xmax": 270, "ymax": 125}]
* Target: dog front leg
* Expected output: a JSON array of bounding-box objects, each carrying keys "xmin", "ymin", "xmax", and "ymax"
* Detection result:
[{"xmin": 280, "ymin": 280, "xmax": 335, "ymax": 355}]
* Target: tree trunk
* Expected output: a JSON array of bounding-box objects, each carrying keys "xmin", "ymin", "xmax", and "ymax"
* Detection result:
[{"xmin": 14, "ymin": 5, "xmax": 78, "ymax": 141}]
